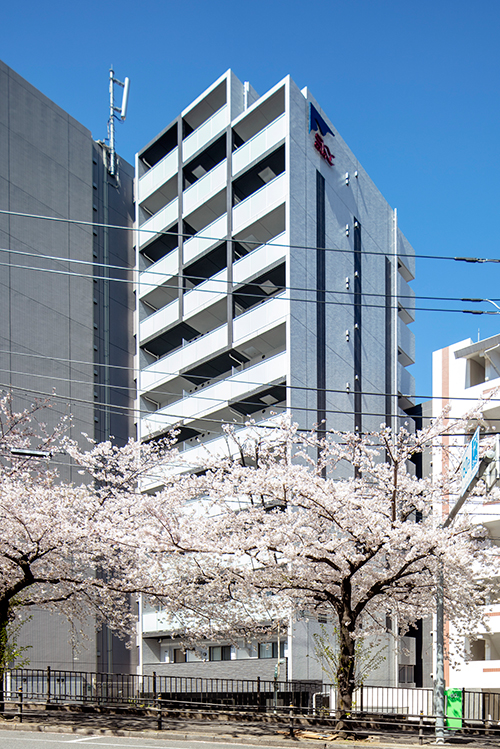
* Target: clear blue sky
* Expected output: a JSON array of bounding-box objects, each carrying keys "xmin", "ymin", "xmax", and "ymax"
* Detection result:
[{"xmin": 2, "ymin": 0, "xmax": 500, "ymax": 403}]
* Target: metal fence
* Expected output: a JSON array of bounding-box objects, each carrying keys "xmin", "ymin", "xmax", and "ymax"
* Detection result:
[
  {"xmin": 2, "ymin": 668, "xmax": 322, "ymax": 710},
  {"xmin": 2, "ymin": 668, "xmax": 499, "ymax": 724},
  {"xmin": 328, "ymin": 685, "xmax": 434, "ymax": 717}
]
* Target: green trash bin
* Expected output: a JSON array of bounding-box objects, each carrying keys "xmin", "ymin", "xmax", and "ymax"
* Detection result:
[{"xmin": 445, "ymin": 688, "xmax": 463, "ymax": 729}]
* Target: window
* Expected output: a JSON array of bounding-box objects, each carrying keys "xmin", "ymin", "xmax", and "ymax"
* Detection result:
[
  {"xmin": 398, "ymin": 665, "xmax": 414, "ymax": 684},
  {"xmin": 173, "ymin": 649, "xmax": 186, "ymax": 663},
  {"xmin": 258, "ymin": 641, "xmax": 285, "ymax": 659},
  {"xmin": 209, "ymin": 645, "xmax": 232, "ymax": 661}
]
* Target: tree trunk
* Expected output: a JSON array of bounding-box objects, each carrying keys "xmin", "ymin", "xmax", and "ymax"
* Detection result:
[
  {"xmin": 0, "ymin": 601, "xmax": 10, "ymax": 714},
  {"xmin": 335, "ymin": 606, "xmax": 356, "ymax": 737}
]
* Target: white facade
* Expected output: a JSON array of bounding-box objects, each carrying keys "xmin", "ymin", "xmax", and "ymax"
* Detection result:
[
  {"xmin": 135, "ymin": 70, "xmax": 416, "ymax": 680},
  {"xmin": 432, "ymin": 333, "xmax": 500, "ymax": 691}
]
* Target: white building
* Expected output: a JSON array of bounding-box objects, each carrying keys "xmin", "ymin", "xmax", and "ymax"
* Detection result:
[
  {"xmin": 135, "ymin": 70, "xmax": 416, "ymax": 681},
  {"xmin": 432, "ymin": 333, "xmax": 500, "ymax": 693}
]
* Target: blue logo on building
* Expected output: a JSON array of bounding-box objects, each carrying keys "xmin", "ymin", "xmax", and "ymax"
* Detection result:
[{"xmin": 309, "ymin": 103, "xmax": 334, "ymax": 139}]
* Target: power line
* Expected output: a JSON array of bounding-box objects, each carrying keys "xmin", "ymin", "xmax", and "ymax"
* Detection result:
[
  {"xmin": 2, "ymin": 207, "xmax": 500, "ymax": 265},
  {"xmin": 0, "ymin": 254, "xmax": 496, "ymax": 315},
  {"xmin": 3, "ymin": 348, "xmax": 500, "ymax": 408},
  {"xmin": 1, "ymin": 375, "xmax": 496, "ymax": 436},
  {"xmin": 0, "ymin": 380, "xmax": 440, "ymax": 431},
  {"xmin": 3, "ymin": 244, "xmax": 500, "ymax": 309}
]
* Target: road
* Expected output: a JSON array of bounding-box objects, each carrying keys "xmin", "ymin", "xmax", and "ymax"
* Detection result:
[{"xmin": 0, "ymin": 731, "xmax": 274, "ymax": 749}]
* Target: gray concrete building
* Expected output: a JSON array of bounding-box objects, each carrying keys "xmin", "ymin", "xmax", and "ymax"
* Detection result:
[{"xmin": 0, "ymin": 60, "xmax": 135, "ymax": 673}]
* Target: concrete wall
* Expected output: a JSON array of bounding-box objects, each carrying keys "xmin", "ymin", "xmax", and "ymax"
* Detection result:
[
  {"xmin": 143, "ymin": 657, "xmax": 280, "ymax": 680},
  {"xmin": 0, "ymin": 60, "xmax": 135, "ymax": 673},
  {"xmin": 288, "ymin": 78, "xmax": 415, "ymax": 439}
]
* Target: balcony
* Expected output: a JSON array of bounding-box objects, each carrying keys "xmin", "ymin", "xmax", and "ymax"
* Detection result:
[
  {"xmin": 138, "ymin": 123, "xmax": 177, "ymax": 176},
  {"xmin": 183, "ymin": 214, "xmax": 227, "ymax": 266},
  {"xmin": 184, "ymin": 268, "xmax": 228, "ymax": 321},
  {"xmin": 138, "ymin": 198, "xmax": 178, "ymax": 249},
  {"xmin": 183, "ymin": 160, "xmax": 227, "ymax": 217},
  {"xmin": 183, "ymin": 105, "xmax": 229, "ymax": 163},
  {"xmin": 140, "ymin": 323, "xmax": 228, "ymax": 394},
  {"xmin": 233, "ymin": 85, "xmax": 285, "ymax": 145},
  {"xmin": 233, "ymin": 234, "xmax": 286, "ymax": 287},
  {"xmin": 139, "ymin": 298, "xmax": 180, "ymax": 345},
  {"xmin": 233, "ymin": 173, "xmax": 286, "ymax": 236},
  {"xmin": 233, "ymin": 292, "xmax": 288, "ymax": 347},
  {"xmin": 398, "ymin": 317, "xmax": 415, "ymax": 367},
  {"xmin": 179, "ymin": 413, "xmax": 285, "ymax": 466},
  {"xmin": 141, "ymin": 351, "xmax": 288, "ymax": 438},
  {"xmin": 138, "ymin": 148, "xmax": 178, "ymax": 204},
  {"xmin": 139, "ymin": 249, "xmax": 179, "ymax": 300},
  {"xmin": 398, "ymin": 273, "xmax": 415, "ymax": 324},
  {"xmin": 232, "ymin": 114, "xmax": 286, "ymax": 178},
  {"xmin": 398, "ymin": 362, "xmax": 414, "ymax": 400}
]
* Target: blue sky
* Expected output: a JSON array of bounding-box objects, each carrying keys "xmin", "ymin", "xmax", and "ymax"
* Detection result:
[{"xmin": 2, "ymin": 0, "xmax": 500, "ymax": 402}]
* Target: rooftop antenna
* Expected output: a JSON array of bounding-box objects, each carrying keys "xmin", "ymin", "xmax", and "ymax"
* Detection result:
[{"xmin": 107, "ymin": 66, "xmax": 130, "ymax": 177}]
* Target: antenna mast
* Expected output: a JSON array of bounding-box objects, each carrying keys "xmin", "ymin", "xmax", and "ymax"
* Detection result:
[{"xmin": 107, "ymin": 66, "xmax": 130, "ymax": 177}]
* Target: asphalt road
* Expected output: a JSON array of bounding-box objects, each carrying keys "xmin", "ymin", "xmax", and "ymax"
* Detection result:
[{"xmin": 0, "ymin": 731, "xmax": 273, "ymax": 749}]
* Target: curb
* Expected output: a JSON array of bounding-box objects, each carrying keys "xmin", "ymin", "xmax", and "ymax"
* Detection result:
[{"xmin": 0, "ymin": 719, "xmax": 442, "ymax": 748}]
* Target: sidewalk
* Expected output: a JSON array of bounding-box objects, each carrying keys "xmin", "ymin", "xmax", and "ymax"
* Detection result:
[{"xmin": 0, "ymin": 708, "xmax": 482, "ymax": 748}]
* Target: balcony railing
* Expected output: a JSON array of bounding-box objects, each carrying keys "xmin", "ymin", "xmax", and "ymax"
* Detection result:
[
  {"xmin": 138, "ymin": 198, "xmax": 179, "ymax": 249},
  {"xmin": 183, "ymin": 214, "xmax": 227, "ymax": 266},
  {"xmin": 140, "ymin": 352, "xmax": 288, "ymax": 438},
  {"xmin": 183, "ymin": 160, "xmax": 227, "ymax": 217},
  {"xmin": 232, "ymin": 113, "xmax": 286, "ymax": 177},
  {"xmin": 140, "ymin": 323, "xmax": 228, "ymax": 394},
  {"xmin": 182, "ymin": 105, "xmax": 229, "ymax": 163},
  {"xmin": 138, "ymin": 148, "xmax": 178, "ymax": 204},
  {"xmin": 232, "ymin": 173, "xmax": 286, "ymax": 236},
  {"xmin": 139, "ymin": 249, "xmax": 179, "ymax": 300}
]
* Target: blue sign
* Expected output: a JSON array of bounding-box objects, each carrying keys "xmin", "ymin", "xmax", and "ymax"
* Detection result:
[{"xmin": 460, "ymin": 426, "xmax": 480, "ymax": 497}]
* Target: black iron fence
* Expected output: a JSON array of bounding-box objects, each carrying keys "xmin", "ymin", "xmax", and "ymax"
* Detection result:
[
  {"xmin": 2, "ymin": 668, "xmax": 322, "ymax": 710},
  {"xmin": 2, "ymin": 668, "xmax": 500, "ymax": 725}
]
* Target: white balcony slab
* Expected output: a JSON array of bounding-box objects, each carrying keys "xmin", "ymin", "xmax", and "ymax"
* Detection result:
[
  {"xmin": 183, "ymin": 268, "xmax": 228, "ymax": 320},
  {"xmin": 183, "ymin": 160, "xmax": 227, "ymax": 217},
  {"xmin": 232, "ymin": 114, "xmax": 286, "ymax": 177},
  {"xmin": 142, "ymin": 351, "xmax": 288, "ymax": 438},
  {"xmin": 140, "ymin": 298, "xmax": 179, "ymax": 344},
  {"xmin": 232, "ymin": 174, "xmax": 287, "ymax": 236},
  {"xmin": 183, "ymin": 214, "xmax": 227, "ymax": 265},
  {"xmin": 140, "ymin": 324, "xmax": 228, "ymax": 393},
  {"xmin": 182, "ymin": 105, "xmax": 229, "ymax": 163},
  {"xmin": 138, "ymin": 148, "xmax": 178, "ymax": 204},
  {"xmin": 139, "ymin": 250, "xmax": 179, "ymax": 300},
  {"xmin": 233, "ymin": 233, "xmax": 286, "ymax": 287},
  {"xmin": 139, "ymin": 198, "xmax": 178, "ymax": 249},
  {"xmin": 233, "ymin": 293, "xmax": 288, "ymax": 347}
]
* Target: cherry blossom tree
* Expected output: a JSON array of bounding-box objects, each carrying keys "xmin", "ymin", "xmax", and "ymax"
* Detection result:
[
  {"xmin": 0, "ymin": 395, "xmax": 189, "ymax": 685},
  {"xmin": 151, "ymin": 413, "xmax": 494, "ymax": 721}
]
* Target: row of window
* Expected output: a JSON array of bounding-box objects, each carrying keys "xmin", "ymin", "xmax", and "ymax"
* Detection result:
[{"xmin": 172, "ymin": 641, "xmax": 286, "ymax": 663}]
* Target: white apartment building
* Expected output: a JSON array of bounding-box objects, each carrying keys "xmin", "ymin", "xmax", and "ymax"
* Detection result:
[
  {"xmin": 135, "ymin": 70, "xmax": 416, "ymax": 682},
  {"xmin": 432, "ymin": 334, "xmax": 500, "ymax": 693}
]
